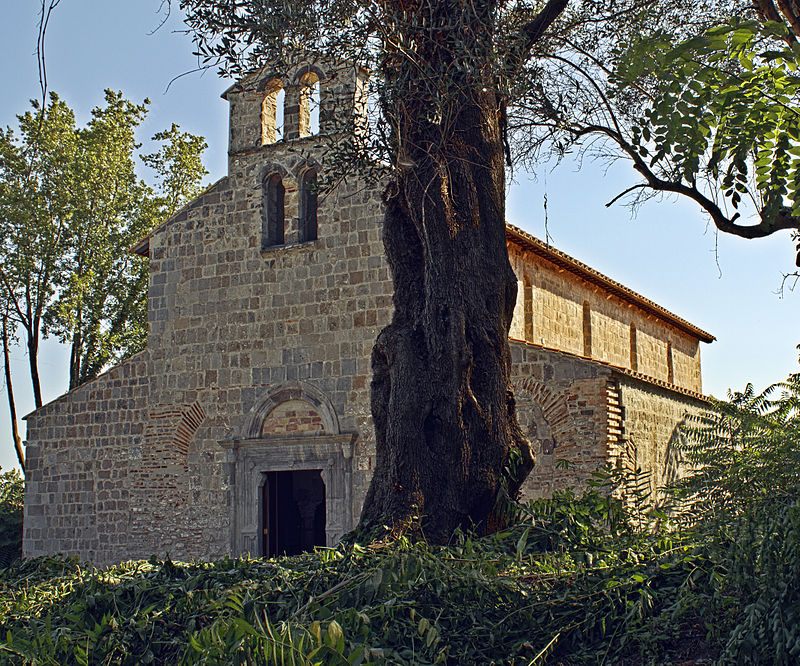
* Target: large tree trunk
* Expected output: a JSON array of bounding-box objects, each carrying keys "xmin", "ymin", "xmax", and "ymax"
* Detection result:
[{"xmin": 359, "ymin": 2, "xmax": 534, "ymax": 541}]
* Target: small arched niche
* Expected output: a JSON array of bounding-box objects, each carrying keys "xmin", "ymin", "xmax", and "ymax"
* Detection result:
[{"xmin": 262, "ymin": 79, "xmax": 285, "ymax": 145}]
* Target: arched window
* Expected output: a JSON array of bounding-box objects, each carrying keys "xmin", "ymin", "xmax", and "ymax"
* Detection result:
[
  {"xmin": 298, "ymin": 72, "xmax": 321, "ymax": 138},
  {"xmin": 262, "ymin": 174, "xmax": 285, "ymax": 248},
  {"xmin": 261, "ymin": 80, "xmax": 285, "ymax": 145},
  {"xmin": 299, "ymin": 169, "xmax": 318, "ymax": 242}
]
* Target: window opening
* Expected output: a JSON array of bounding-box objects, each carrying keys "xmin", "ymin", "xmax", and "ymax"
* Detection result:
[
  {"xmin": 262, "ymin": 174, "xmax": 285, "ymax": 248},
  {"xmin": 582, "ymin": 300, "xmax": 592, "ymax": 358},
  {"xmin": 261, "ymin": 81, "xmax": 285, "ymax": 145},
  {"xmin": 630, "ymin": 323, "xmax": 638, "ymax": 372},
  {"xmin": 667, "ymin": 342, "xmax": 674, "ymax": 384},
  {"xmin": 261, "ymin": 469, "xmax": 326, "ymax": 557},
  {"xmin": 299, "ymin": 169, "xmax": 318, "ymax": 242},
  {"xmin": 299, "ymin": 72, "xmax": 321, "ymax": 137}
]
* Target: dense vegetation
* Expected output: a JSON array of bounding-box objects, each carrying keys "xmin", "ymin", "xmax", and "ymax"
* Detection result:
[
  {"xmin": 1, "ymin": 369, "xmax": 798, "ymax": 665},
  {"xmin": 0, "ymin": 469, "xmax": 23, "ymax": 568}
]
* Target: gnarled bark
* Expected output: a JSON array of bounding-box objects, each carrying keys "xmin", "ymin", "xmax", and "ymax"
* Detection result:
[
  {"xmin": 358, "ymin": 0, "xmax": 558, "ymax": 541},
  {"xmin": 360, "ymin": 94, "xmax": 532, "ymax": 541}
]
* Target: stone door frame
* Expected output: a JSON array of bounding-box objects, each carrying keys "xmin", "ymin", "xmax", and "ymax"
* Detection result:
[{"xmin": 223, "ymin": 433, "xmax": 356, "ymax": 556}]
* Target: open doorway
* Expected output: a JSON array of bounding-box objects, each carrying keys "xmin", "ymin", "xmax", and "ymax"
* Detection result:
[{"xmin": 261, "ymin": 469, "xmax": 326, "ymax": 557}]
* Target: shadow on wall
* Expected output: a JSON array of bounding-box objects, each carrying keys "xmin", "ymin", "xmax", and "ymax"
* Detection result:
[{"xmin": 663, "ymin": 418, "xmax": 689, "ymax": 490}]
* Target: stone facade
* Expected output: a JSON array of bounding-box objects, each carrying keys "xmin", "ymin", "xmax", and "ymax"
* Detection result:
[{"xmin": 23, "ymin": 59, "xmax": 713, "ymax": 565}]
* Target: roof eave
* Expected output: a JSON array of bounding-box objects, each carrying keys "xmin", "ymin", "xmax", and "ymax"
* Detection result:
[{"xmin": 505, "ymin": 223, "xmax": 715, "ymax": 344}]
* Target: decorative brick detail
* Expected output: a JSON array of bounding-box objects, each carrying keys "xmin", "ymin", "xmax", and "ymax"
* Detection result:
[
  {"xmin": 261, "ymin": 399, "xmax": 325, "ymax": 435},
  {"xmin": 515, "ymin": 378, "xmax": 577, "ymax": 450},
  {"xmin": 175, "ymin": 402, "xmax": 207, "ymax": 457},
  {"xmin": 606, "ymin": 380, "xmax": 624, "ymax": 460}
]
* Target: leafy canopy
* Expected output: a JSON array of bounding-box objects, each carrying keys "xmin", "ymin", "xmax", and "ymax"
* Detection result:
[
  {"xmin": 616, "ymin": 19, "xmax": 800, "ymax": 242},
  {"xmin": 0, "ymin": 91, "xmax": 207, "ymax": 390}
]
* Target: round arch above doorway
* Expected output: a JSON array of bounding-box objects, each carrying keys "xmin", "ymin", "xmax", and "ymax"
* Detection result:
[{"xmin": 223, "ymin": 382, "xmax": 356, "ymax": 558}]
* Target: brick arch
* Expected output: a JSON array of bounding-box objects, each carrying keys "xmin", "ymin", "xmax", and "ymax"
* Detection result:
[
  {"xmin": 292, "ymin": 158, "xmax": 322, "ymax": 179},
  {"xmin": 242, "ymin": 381, "xmax": 340, "ymax": 438},
  {"xmin": 513, "ymin": 378, "xmax": 576, "ymax": 452}
]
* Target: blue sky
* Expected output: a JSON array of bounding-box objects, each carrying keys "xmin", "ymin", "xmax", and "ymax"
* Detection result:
[{"xmin": 2, "ymin": 0, "xmax": 799, "ymax": 472}]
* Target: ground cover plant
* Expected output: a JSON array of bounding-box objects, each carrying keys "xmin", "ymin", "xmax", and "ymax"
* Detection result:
[{"xmin": 1, "ymin": 368, "xmax": 799, "ymax": 665}]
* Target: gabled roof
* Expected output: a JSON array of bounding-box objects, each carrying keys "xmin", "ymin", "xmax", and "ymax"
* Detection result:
[
  {"xmin": 131, "ymin": 178, "xmax": 228, "ymax": 257},
  {"xmin": 506, "ymin": 223, "xmax": 715, "ymax": 343}
]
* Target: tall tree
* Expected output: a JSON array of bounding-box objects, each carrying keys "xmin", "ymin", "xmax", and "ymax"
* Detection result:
[
  {"xmin": 178, "ymin": 0, "xmax": 800, "ymax": 541},
  {"xmin": 0, "ymin": 96, "xmax": 74, "ymax": 413},
  {"xmin": 0, "ymin": 92, "xmax": 207, "ymax": 466},
  {"xmin": 178, "ymin": 0, "xmax": 572, "ymax": 541},
  {"xmin": 509, "ymin": 1, "xmax": 800, "ymax": 254}
]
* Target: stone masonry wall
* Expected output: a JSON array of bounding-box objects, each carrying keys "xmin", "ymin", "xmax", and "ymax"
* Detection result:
[
  {"xmin": 507, "ymin": 242, "xmax": 703, "ymax": 393},
  {"xmin": 616, "ymin": 376, "xmax": 709, "ymax": 496},
  {"xmin": 23, "ymin": 354, "xmax": 148, "ymax": 563}
]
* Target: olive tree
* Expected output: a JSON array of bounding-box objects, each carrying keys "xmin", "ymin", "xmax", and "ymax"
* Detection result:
[
  {"xmin": 178, "ymin": 0, "xmax": 576, "ymax": 542},
  {"xmin": 176, "ymin": 0, "xmax": 800, "ymax": 542}
]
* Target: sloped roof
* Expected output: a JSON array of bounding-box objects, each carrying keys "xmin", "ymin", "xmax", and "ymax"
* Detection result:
[
  {"xmin": 131, "ymin": 178, "xmax": 229, "ymax": 257},
  {"xmin": 506, "ymin": 223, "xmax": 715, "ymax": 343}
]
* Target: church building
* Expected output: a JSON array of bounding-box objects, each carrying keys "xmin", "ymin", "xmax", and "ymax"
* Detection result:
[{"xmin": 22, "ymin": 59, "xmax": 713, "ymax": 565}]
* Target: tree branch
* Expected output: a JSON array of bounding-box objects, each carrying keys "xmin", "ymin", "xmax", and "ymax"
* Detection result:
[
  {"xmin": 504, "ymin": 0, "xmax": 568, "ymax": 74},
  {"xmin": 587, "ymin": 122, "xmax": 800, "ymax": 240},
  {"xmin": 776, "ymin": 0, "xmax": 800, "ymax": 40}
]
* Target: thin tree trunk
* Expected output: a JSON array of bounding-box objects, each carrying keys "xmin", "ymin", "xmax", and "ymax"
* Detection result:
[
  {"xmin": 359, "ymin": 1, "xmax": 534, "ymax": 541},
  {"xmin": 2, "ymin": 315, "xmax": 25, "ymax": 472},
  {"xmin": 27, "ymin": 328, "xmax": 42, "ymax": 410},
  {"xmin": 69, "ymin": 322, "xmax": 81, "ymax": 390}
]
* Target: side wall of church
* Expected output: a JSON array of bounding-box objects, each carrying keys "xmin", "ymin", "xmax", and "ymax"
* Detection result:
[
  {"xmin": 22, "ymin": 354, "xmax": 148, "ymax": 563},
  {"xmin": 616, "ymin": 377, "xmax": 709, "ymax": 496},
  {"xmin": 507, "ymin": 244, "xmax": 703, "ymax": 393}
]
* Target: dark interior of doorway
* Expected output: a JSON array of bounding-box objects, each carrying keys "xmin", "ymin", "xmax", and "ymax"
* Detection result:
[{"xmin": 262, "ymin": 469, "xmax": 326, "ymax": 557}]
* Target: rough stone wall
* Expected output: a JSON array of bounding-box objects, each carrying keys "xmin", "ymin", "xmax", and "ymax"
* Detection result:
[
  {"xmin": 510, "ymin": 342, "xmax": 614, "ymax": 499},
  {"xmin": 23, "ymin": 354, "xmax": 148, "ymax": 563},
  {"xmin": 507, "ymin": 242, "xmax": 703, "ymax": 393},
  {"xmin": 137, "ymin": 189, "xmax": 387, "ymax": 558},
  {"xmin": 616, "ymin": 376, "xmax": 709, "ymax": 496}
]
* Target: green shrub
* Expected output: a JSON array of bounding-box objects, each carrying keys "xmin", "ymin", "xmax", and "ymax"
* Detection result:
[
  {"xmin": 669, "ymin": 369, "xmax": 800, "ymax": 664},
  {"xmin": 1, "ymin": 366, "xmax": 799, "ymax": 663},
  {"xmin": 0, "ymin": 468, "xmax": 23, "ymax": 569}
]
